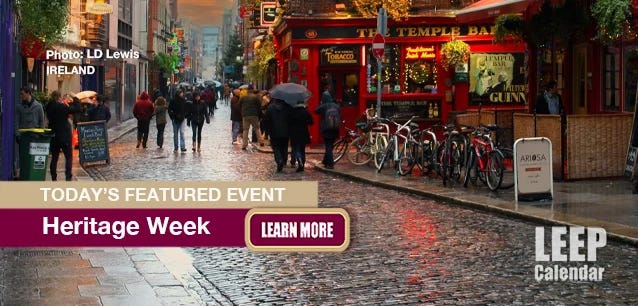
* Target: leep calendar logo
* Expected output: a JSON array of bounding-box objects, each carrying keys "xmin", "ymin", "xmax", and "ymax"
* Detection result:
[{"xmin": 534, "ymin": 226, "xmax": 607, "ymax": 282}]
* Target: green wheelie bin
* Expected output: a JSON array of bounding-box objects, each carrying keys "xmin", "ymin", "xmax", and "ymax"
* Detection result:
[{"xmin": 18, "ymin": 128, "xmax": 53, "ymax": 181}]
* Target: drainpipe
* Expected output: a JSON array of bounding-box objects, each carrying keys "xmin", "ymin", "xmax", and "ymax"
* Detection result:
[{"xmin": 1, "ymin": 2, "xmax": 17, "ymax": 180}]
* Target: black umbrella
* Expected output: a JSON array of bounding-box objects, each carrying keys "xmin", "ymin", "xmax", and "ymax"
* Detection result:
[{"xmin": 269, "ymin": 83, "xmax": 312, "ymax": 106}]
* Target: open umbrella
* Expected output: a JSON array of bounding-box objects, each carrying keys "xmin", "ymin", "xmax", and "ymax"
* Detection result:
[
  {"xmin": 269, "ymin": 83, "xmax": 312, "ymax": 105},
  {"xmin": 74, "ymin": 90, "xmax": 97, "ymax": 100},
  {"xmin": 238, "ymin": 84, "xmax": 250, "ymax": 89},
  {"xmin": 213, "ymin": 80, "xmax": 222, "ymax": 87}
]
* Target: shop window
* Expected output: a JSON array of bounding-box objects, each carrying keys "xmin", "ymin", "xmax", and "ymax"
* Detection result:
[
  {"xmin": 624, "ymin": 46, "xmax": 638, "ymax": 113},
  {"xmin": 367, "ymin": 44, "xmax": 400, "ymax": 94},
  {"xmin": 602, "ymin": 47, "xmax": 620, "ymax": 112},
  {"xmin": 405, "ymin": 61, "xmax": 437, "ymax": 93}
]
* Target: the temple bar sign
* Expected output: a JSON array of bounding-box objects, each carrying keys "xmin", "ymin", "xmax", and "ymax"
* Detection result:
[
  {"xmin": 294, "ymin": 25, "xmax": 495, "ymax": 40},
  {"xmin": 320, "ymin": 46, "xmax": 359, "ymax": 66}
]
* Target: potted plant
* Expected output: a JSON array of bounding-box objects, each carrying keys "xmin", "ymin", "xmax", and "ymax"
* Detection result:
[
  {"xmin": 440, "ymin": 39, "xmax": 470, "ymax": 71},
  {"xmin": 493, "ymin": 14, "xmax": 526, "ymax": 43}
]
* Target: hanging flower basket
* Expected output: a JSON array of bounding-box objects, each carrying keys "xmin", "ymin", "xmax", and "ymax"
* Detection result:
[
  {"xmin": 493, "ymin": 14, "xmax": 526, "ymax": 43},
  {"xmin": 440, "ymin": 40, "xmax": 470, "ymax": 71}
]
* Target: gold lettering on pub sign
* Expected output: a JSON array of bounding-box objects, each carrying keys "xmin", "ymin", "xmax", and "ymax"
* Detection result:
[
  {"xmin": 356, "ymin": 26, "xmax": 494, "ymax": 38},
  {"xmin": 321, "ymin": 47, "xmax": 358, "ymax": 65},
  {"xmin": 405, "ymin": 46, "xmax": 436, "ymax": 60}
]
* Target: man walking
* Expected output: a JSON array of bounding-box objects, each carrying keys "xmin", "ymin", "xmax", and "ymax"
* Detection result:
[
  {"xmin": 46, "ymin": 91, "xmax": 79, "ymax": 181},
  {"xmin": 239, "ymin": 86, "xmax": 262, "ymax": 150},
  {"xmin": 169, "ymin": 89, "xmax": 188, "ymax": 152},
  {"xmin": 133, "ymin": 91, "xmax": 155, "ymax": 149},
  {"xmin": 265, "ymin": 98, "xmax": 292, "ymax": 172}
]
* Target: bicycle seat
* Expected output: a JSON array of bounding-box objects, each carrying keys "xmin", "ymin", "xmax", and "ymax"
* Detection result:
[{"xmin": 484, "ymin": 124, "xmax": 499, "ymax": 131}]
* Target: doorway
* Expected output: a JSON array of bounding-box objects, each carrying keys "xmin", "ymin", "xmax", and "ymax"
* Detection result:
[{"xmin": 572, "ymin": 44, "xmax": 588, "ymax": 114}]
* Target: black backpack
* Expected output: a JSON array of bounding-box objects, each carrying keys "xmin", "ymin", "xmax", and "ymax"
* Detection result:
[{"xmin": 324, "ymin": 106, "xmax": 341, "ymax": 130}]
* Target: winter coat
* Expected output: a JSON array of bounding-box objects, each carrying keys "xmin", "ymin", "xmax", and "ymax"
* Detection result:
[
  {"xmin": 87, "ymin": 104, "xmax": 111, "ymax": 122},
  {"xmin": 265, "ymin": 99, "xmax": 292, "ymax": 138},
  {"xmin": 46, "ymin": 100, "xmax": 79, "ymax": 144},
  {"xmin": 230, "ymin": 95, "xmax": 242, "ymax": 121},
  {"xmin": 154, "ymin": 97, "xmax": 168, "ymax": 125},
  {"xmin": 240, "ymin": 92, "xmax": 261, "ymax": 117},
  {"xmin": 133, "ymin": 98, "xmax": 154, "ymax": 122},
  {"xmin": 314, "ymin": 101, "xmax": 340, "ymax": 138},
  {"xmin": 16, "ymin": 98, "xmax": 45, "ymax": 131},
  {"xmin": 289, "ymin": 106, "xmax": 313, "ymax": 144},
  {"xmin": 168, "ymin": 95, "xmax": 187, "ymax": 122},
  {"xmin": 187, "ymin": 100, "xmax": 210, "ymax": 125}
]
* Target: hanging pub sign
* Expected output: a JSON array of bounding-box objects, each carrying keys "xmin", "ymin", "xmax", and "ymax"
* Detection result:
[
  {"xmin": 468, "ymin": 53, "xmax": 528, "ymax": 106},
  {"xmin": 320, "ymin": 45, "xmax": 359, "ymax": 66}
]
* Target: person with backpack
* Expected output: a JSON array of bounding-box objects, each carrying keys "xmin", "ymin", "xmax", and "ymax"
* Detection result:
[{"xmin": 314, "ymin": 95, "xmax": 341, "ymax": 169}]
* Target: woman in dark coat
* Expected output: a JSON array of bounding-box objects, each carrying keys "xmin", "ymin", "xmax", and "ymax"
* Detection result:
[
  {"xmin": 186, "ymin": 92, "xmax": 210, "ymax": 152},
  {"xmin": 265, "ymin": 98, "xmax": 292, "ymax": 172},
  {"xmin": 288, "ymin": 102, "xmax": 313, "ymax": 172}
]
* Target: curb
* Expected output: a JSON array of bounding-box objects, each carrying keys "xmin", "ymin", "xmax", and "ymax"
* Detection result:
[{"xmin": 312, "ymin": 162, "xmax": 638, "ymax": 247}]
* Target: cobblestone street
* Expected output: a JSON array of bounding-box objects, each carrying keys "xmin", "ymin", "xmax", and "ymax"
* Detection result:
[{"xmin": 91, "ymin": 105, "xmax": 638, "ymax": 304}]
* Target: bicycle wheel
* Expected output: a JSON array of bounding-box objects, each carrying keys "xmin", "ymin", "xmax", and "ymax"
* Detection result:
[
  {"xmin": 333, "ymin": 138, "xmax": 347, "ymax": 163},
  {"xmin": 346, "ymin": 135, "xmax": 372, "ymax": 165},
  {"xmin": 486, "ymin": 151, "xmax": 504, "ymax": 191},
  {"xmin": 376, "ymin": 138, "xmax": 394, "ymax": 172},
  {"xmin": 397, "ymin": 143, "xmax": 415, "ymax": 176},
  {"xmin": 497, "ymin": 148, "xmax": 514, "ymax": 189},
  {"xmin": 460, "ymin": 149, "xmax": 475, "ymax": 187},
  {"xmin": 373, "ymin": 135, "xmax": 389, "ymax": 170}
]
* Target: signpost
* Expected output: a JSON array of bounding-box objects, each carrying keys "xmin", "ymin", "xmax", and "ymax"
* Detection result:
[
  {"xmin": 514, "ymin": 137, "xmax": 553, "ymax": 202},
  {"xmin": 374, "ymin": 8, "xmax": 387, "ymax": 118}
]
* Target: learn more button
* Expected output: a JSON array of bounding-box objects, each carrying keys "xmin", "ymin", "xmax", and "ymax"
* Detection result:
[{"xmin": 245, "ymin": 208, "xmax": 350, "ymax": 252}]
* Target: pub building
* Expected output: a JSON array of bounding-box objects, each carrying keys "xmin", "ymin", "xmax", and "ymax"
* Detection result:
[
  {"xmin": 270, "ymin": 1, "xmax": 638, "ymax": 180},
  {"xmin": 272, "ymin": 16, "xmax": 526, "ymax": 143}
]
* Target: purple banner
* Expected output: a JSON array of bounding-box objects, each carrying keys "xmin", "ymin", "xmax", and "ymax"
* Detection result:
[{"xmin": 0, "ymin": 209, "xmax": 248, "ymax": 247}]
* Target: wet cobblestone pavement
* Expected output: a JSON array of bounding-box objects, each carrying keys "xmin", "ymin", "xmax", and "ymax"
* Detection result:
[{"xmin": 90, "ymin": 105, "xmax": 638, "ymax": 305}]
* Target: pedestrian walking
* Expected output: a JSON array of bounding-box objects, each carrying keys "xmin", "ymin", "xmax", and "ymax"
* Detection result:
[
  {"xmin": 265, "ymin": 98, "xmax": 292, "ymax": 172},
  {"xmin": 169, "ymin": 89, "xmax": 188, "ymax": 152},
  {"xmin": 202, "ymin": 85, "xmax": 216, "ymax": 116},
  {"xmin": 230, "ymin": 89, "xmax": 242, "ymax": 144},
  {"xmin": 314, "ymin": 96, "xmax": 341, "ymax": 169},
  {"xmin": 289, "ymin": 102, "xmax": 313, "ymax": 172},
  {"xmin": 133, "ymin": 91, "xmax": 155, "ymax": 149},
  {"xmin": 154, "ymin": 96, "xmax": 168, "ymax": 149},
  {"xmin": 239, "ymin": 86, "xmax": 262, "ymax": 150},
  {"xmin": 187, "ymin": 92, "xmax": 210, "ymax": 152},
  {"xmin": 46, "ymin": 91, "xmax": 80, "ymax": 181},
  {"xmin": 87, "ymin": 95, "xmax": 111, "ymax": 122}
]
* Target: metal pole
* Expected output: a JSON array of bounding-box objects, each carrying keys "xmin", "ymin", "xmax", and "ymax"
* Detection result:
[{"xmin": 376, "ymin": 58, "xmax": 382, "ymax": 118}]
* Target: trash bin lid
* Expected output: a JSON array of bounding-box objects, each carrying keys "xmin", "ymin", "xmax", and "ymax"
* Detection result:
[{"xmin": 18, "ymin": 128, "xmax": 52, "ymax": 134}]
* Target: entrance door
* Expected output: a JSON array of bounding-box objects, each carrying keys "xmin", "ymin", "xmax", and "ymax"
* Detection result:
[
  {"xmin": 572, "ymin": 44, "xmax": 588, "ymax": 114},
  {"xmin": 319, "ymin": 69, "xmax": 360, "ymax": 123}
]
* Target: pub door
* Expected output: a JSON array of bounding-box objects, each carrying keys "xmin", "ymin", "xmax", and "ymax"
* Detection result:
[
  {"xmin": 318, "ymin": 69, "xmax": 361, "ymax": 126},
  {"xmin": 572, "ymin": 44, "xmax": 588, "ymax": 114}
]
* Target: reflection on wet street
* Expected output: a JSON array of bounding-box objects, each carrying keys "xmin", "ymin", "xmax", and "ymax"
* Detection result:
[{"xmin": 95, "ymin": 105, "xmax": 638, "ymax": 304}]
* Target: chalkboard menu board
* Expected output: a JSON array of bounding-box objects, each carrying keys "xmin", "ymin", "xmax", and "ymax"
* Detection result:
[
  {"xmin": 366, "ymin": 99, "xmax": 441, "ymax": 120},
  {"xmin": 77, "ymin": 121, "xmax": 110, "ymax": 165}
]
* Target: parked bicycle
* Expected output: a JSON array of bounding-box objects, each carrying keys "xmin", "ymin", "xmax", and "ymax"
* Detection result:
[
  {"xmin": 347, "ymin": 117, "xmax": 389, "ymax": 166},
  {"xmin": 332, "ymin": 121, "xmax": 360, "ymax": 164},
  {"xmin": 376, "ymin": 116, "xmax": 419, "ymax": 174},
  {"xmin": 435, "ymin": 124, "xmax": 470, "ymax": 187},
  {"xmin": 462, "ymin": 125, "xmax": 504, "ymax": 191}
]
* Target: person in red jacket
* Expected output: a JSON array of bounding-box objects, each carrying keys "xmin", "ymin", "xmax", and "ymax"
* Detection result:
[{"xmin": 133, "ymin": 91, "xmax": 155, "ymax": 148}]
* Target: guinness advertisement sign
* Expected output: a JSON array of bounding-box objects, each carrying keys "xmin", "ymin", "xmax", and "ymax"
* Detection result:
[{"xmin": 320, "ymin": 46, "xmax": 359, "ymax": 66}]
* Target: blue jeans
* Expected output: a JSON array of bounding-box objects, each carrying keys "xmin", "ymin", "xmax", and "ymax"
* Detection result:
[
  {"xmin": 232, "ymin": 120, "xmax": 241, "ymax": 141},
  {"xmin": 172, "ymin": 119, "xmax": 186, "ymax": 150}
]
